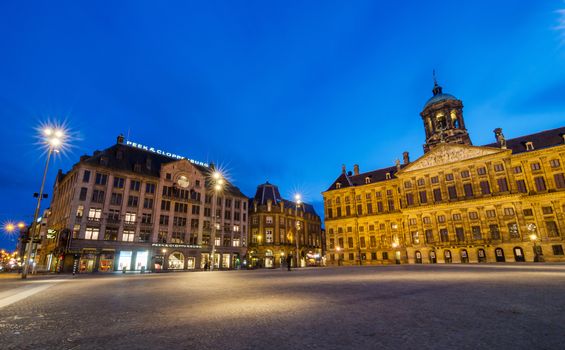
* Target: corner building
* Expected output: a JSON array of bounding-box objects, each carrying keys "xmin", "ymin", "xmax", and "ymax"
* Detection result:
[
  {"xmin": 46, "ymin": 135, "xmax": 248, "ymax": 272},
  {"xmin": 248, "ymin": 182, "xmax": 323, "ymax": 268},
  {"xmin": 323, "ymin": 81, "xmax": 565, "ymax": 265}
]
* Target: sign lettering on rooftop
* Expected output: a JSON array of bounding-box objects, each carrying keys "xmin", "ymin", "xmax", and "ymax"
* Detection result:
[{"xmin": 125, "ymin": 140, "xmax": 209, "ymax": 167}]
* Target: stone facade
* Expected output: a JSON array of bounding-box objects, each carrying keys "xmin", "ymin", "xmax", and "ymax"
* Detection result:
[
  {"xmin": 323, "ymin": 82, "xmax": 565, "ymax": 265},
  {"xmin": 248, "ymin": 182, "xmax": 323, "ymax": 268},
  {"xmin": 43, "ymin": 136, "xmax": 249, "ymax": 272}
]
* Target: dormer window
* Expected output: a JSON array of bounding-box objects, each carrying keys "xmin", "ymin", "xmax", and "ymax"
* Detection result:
[
  {"xmin": 133, "ymin": 163, "xmax": 141, "ymax": 172},
  {"xmin": 336, "ymin": 182, "xmax": 341, "ymax": 189},
  {"xmin": 385, "ymin": 173, "xmax": 391, "ymax": 180},
  {"xmin": 146, "ymin": 158, "xmax": 152, "ymax": 170},
  {"xmin": 525, "ymin": 141, "xmax": 534, "ymax": 151},
  {"xmin": 365, "ymin": 177, "xmax": 371, "ymax": 184}
]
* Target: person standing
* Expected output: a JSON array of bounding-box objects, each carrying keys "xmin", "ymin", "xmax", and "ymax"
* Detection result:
[{"xmin": 286, "ymin": 254, "xmax": 292, "ymax": 271}]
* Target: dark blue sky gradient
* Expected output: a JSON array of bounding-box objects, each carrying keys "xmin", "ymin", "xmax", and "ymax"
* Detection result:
[{"xmin": 1, "ymin": 1, "xmax": 564, "ymax": 249}]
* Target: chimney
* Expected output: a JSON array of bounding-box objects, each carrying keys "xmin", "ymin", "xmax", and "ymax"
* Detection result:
[
  {"xmin": 341, "ymin": 164, "xmax": 346, "ymax": 174},
  {"xmin": 117, "ymin": 134, "xmax": 125, "ymax": 144},
  {"xmin": 353, "ymin": 164, "xmax": 359, "ymax": 176},
  {"xmin": 403, "ymin": 151, "xmax": 410, "ymax": 165}
]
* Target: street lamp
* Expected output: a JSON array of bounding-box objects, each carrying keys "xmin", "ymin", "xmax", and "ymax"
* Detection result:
[
  {"xmin": 162, "ymin": 249, "xmax": 167, "ymax": 270},
  {"xmin": 528, "ymin": 223, "xmax": 543, "ymax": 262},
  {"xmin": 22, "ymin": 125, "xmax": 67, "ymax": 279},
  {"xmin": 294, "ymin": 193, "xmax": 301, "ymax": 268},
  {"xmin": 336, "ymin": 246, "xmax": 342, "ymax": 266},
  {"xmin": 210, "ymin": 170, "xmax": 225, "ymax": 271},
  {"xmin": 392, "ymin": 241, "xmax": 401, "ymax": 264}
]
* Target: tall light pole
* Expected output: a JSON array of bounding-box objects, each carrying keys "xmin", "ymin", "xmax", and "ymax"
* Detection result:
[
  {"xmin": 210, "ymin": 171, "xmax": 224, "ymax": 271},
  {"xmin": 22, "ymin": 126, "xmax": 66, "ymax": 279},
  {"xmin": 294, "ymin": 194, "xmax": 301, "ymax": 268}
]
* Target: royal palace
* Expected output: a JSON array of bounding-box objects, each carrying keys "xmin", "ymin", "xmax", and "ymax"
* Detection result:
[{"xmin": 323, "ymin": 81, "xmax": 565, "ymax": 265}]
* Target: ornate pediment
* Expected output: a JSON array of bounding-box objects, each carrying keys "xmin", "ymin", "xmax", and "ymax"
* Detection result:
[{"xmin": 400, "ymin": 144, "xmax": 506, "ymax": 173}]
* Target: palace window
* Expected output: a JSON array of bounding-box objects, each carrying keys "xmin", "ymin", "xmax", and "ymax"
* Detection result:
[
  {"xmin": 471, "ymin": 226, "xmax": 482, "ymax": 240},
  {"xmin": 552, "ymin": 245, "xmax": 564, "ymax": 256},
  {"xmin": 554, "ymin": 173, "xmax": 565, "ymax": 188},
  {"xmin": 425, "ymin": 229, "xmax": 434, "ymax": 243},
  {"xmin": 406, "ymin": 193, "xmax": 414, "ymax": 206},
  {"xmin": 508, "ymin": 223, "xmax": 520, "ymax": 238},
  {"xmin": 477, "ymin": 167, "xmax": 487, "ymax": 176},
  {"xmin": 497, "ymin": 178, "xmax": 509, "ymax": 192},
  {"xmin": 550, "ymin": 159, "xmax": 561, "ymax": 168},
  {"xmin": 445, "ymin": 174, "xmax": 454, "ymax": 181},
  {"xmin": 452, "ymin": 213, "xmax": 462, "ymax": 221},
  {"xmin": 480, "ymin": 181, "xmax": 491, "ymax": 195},
  {"xmin": 455, "ymin": 227, "xmax": 465, "ymax": 242},
  {"xmin": 440, "ymin": 229, "xmax": 449, "ymax": 242},
  {"xmin": 461, "ymin": 170, "xmax": 470, "ymax": 178},
  {"xmin": 437, "ymin": 215, "xmax": 446, "ymax": 223},
  {"xmin": 404, "ymin": 181, "xmax": 412, "ymax": 189},
  {"xmin": 419, "ymin": 191, "xmax": 427, "ymax": 204},
  {"xmin": 489, "ymin": 224, "xmax": 500, "ymax": 240},
  {"xmin": 431, "ymin": 176, "xmax": 439, "ymax": 184},
  {"xmin": 463, "ymin": 183, "xmax": 474, "ymax": 198},
  {"xmin": 494, "ymin": 163, "xmax": 505, "ymax": 172},
  {"xmin": 448, "ymin": 186, "xmax": 457, "ymax": 200},
  {"xmin": 503, "ymin": 207, "xmax": 515, "ymax": 216},
  {"xmin": 423, "ymin": 217, "xmax": 431, "ymax": 224},
  {"xmin": 523, "ymin": 209, "xmax": 533, "ymax": 217},
  {"xmin": 433, "ymin": 188, "xmax": 442, "ymax": 202},
  {"xmin": 546, "ymin": 221, "xmax": 560, "ymax": 237},
  {"xmin": 516, "ymin": 180, "xmax": 527, "ymax": 193},
  {"xmin": 469, "ymin": 212, "xmax": 478, "ymax": 220},
  {"xmin": 417, "ymin": 178, "xmax": 425, "ymax": 186},
  {"xmin": 514, "ymin": 166, "xmax": 523, "ymax": 174},
  {"xmin": 411, "ymin": 232, "xmax": 420, "ymax": 244},
  {"xmin": 265, "ymin": 229, "xmax": 273, "ymax": 243},
  {"xmin": 531, "ymin": 162, "xmax": 541, "ymax": 171},
  {"xmin": 534, "ymin": 176, "xmax": 547, "ymax": 191},
  {"xmin": 486, "ymin": 209, "xmax": 496, "ymax": 218}
]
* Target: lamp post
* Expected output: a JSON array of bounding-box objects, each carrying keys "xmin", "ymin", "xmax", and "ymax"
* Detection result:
[
  {"xmin": 392, "ymin": 241, "xmax": 400, "ymax": 264},
  {"xmin": 294, "ymin": 194, "xmax": 301, "ymax": 268},
  {"xmin": 162, "ymin": 248, "xmax": 167, "ymax": 270},
  {"xmin": 336, "ymin": 246, "xmax": 342, "ymax": 266},
  {"xmin": 22, "ymin": 126, "xmax": 66, "ymax": 279},
  {"xmin": 528, "ymin": 223, "xmax": 543, "ymax": 262},
  {"xmin": 210, "ymin": 171, "xmax": 225, "ymax": 271}
]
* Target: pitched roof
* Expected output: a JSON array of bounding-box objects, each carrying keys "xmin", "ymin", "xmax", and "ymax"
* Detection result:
[
  {"xmin": 250, "ymin": 182, "xmax": 319, "ymax": 216},
  {"xmin": 482, "ymin": 126, "xmax": 565, "ymax": 154},
  {"xmin": 74, "ymin": 141, "xmax": 246, "ymax": 198},
  {"xmin": 326, "ymin": 165, "xmax": 402, "ymax": 191},
  {"xmin": 325, "ymin": 126, "xmax": 565, "ymax": 192}
]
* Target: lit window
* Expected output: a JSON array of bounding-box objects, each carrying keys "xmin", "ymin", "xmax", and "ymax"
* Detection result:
[
  {"xmin": 87, "ymin": 208, "xmax": 102, "ymax": 221},
  {"xmin": 125, "ymin": 212, "xmax": 136, "ymax": 224},
  {"xmin": 122, "ymin": 230, "xmax": 135, "ymax": 242},
  {"xmin": 85, "ymin": 227, "xmax": 99, "ymax": 240}
]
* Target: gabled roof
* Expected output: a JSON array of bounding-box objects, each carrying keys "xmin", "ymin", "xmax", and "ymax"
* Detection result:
[
  {"xmin": 325, "ymin": 165, "xmax": 402, "ymax": 192},
  {"xmin": 483, "ymin": 126, "xmax": 565, "ymax": 154}
]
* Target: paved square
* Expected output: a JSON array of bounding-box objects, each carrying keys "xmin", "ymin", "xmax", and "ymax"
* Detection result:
[{"xmin": 1, "ymin": 264, "xmax": 564, "ymax": 349}]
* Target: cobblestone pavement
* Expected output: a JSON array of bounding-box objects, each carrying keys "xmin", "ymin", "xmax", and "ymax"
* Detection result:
[{"xmin": 1, "ymin": 264, "xmax": 565, "ymax": 350}]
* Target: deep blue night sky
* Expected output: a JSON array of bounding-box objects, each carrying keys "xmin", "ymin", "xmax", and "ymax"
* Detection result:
[{"xmin": 1, "ymin": 1, "xmax": 564, "ymax": 249}]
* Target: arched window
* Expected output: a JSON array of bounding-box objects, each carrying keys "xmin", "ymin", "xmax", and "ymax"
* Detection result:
[{"xmin": 436, "ymin": 112, "xmax": 446, "ymax": 129}]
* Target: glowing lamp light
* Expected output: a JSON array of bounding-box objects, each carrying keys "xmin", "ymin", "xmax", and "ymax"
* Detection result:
[
  {"xmin": 17, "ymin": 222, "xmax": 25, "ymax": 229},
  {"xmin": 43, "ymin": 128, "xmax": 53, "ymax": 136},
  {"xmin": 529, "ymin": 234, "xmax": 538, "ymax": 241},
  {"xmin": 392, "ymin": 242, "xmax": 399, "ymax": 248},
  {"xmin": 4, "ymin": 223, "xmax": 15, "ymax": 233},
  {"xmin": 212, "ymin": 171, "xmax": 221, "ymax": 180},
  {"xmin": 214, "ymin": 184, "xmax": 222, "ymax": 191},
  {"xmin": 294, "ymin": 194, "xmax": 302, "ymax": 204},
  {"xmin": 54, "ymin": 129, "xmax": 64, "ymax": 138}
]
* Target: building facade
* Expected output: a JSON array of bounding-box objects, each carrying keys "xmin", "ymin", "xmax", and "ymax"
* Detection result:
[
  {"xmin": 323, "ymin": 81, "xmax": 565, "ymax": 265},
  {"xmin": 248, "ymin": 182, "xmax": 323, "ymax": 268},
  {"xmin": 43, "ymin": 135, "xmax": 249, "ymax": 272}
]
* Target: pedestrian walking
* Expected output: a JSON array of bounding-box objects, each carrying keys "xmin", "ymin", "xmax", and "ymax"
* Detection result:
[{"xmin": 286, "ymin": 254, "xmax": 292, "ymax": 271}]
